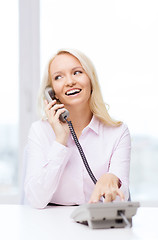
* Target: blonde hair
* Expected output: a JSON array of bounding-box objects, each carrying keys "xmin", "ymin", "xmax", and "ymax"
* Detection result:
[{"xmin": 38, "ymin": 48, "xmax": 122, "ymax": 127}]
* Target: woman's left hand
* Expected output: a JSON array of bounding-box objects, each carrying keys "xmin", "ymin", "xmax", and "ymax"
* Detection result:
[{"xmin": 89, "ymin": 173, "xmax": 125, "ymax": 203}]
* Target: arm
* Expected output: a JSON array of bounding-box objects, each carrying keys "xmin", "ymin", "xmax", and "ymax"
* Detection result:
[
  {"xmin": 24, "ymin": 122, "xmax": 70, "ymax": 209},
  {"xmin": 24, "ymin": 100, "xmax": 71, "ymax": 208},
  {"xmin": 89, "ymin": 124, "xmax": 131, "ymax": 203}
]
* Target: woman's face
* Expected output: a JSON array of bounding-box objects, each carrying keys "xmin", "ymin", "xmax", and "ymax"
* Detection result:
[{"xmin": 49, "ymin": 53, "xmax": 92, "ymax": 108}]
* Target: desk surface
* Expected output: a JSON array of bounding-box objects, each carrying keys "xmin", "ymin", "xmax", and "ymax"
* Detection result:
[{"xmin": 0, "ymin": 205, "xmax": 157, "ymax": 240}]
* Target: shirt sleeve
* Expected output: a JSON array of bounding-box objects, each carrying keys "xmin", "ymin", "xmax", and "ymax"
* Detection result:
[
  {"xmin": 108, "ymin": 124, "xmax": 131, "ymax": 201},
  {"xmin": 24, "ymin": 122, "xmax": 70, "ymax": 209}
]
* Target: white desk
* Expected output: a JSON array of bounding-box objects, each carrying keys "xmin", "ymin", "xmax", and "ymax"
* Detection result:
[{"xmin": 0, "ymin": 205, "xmax": 157, "ymax": 240}]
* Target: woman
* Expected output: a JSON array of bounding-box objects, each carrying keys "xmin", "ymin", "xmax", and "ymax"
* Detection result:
[{"xmin": 24, "ymin": 49, "xmax": 131, "ymax": 208}]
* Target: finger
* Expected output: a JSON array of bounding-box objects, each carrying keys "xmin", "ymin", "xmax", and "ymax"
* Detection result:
[
  {"xmin": 116, "ymin": 189, "xmax": 125, "ymax": 201},
  {"xmin": 55, "ymin": 108, "xmax": 67, "ymax": 120},
  {"xmin": 89, "ymin": 188, "xmax": 102, "ymax": 203},
  {"xmin": 52, "ymin": 104, "xmax": 64, "ymax": 112},
  {"xmin": 104, "ymin": 189, "xmax": 118, "ymax": 202},
  {"xmin": 47, "ymin": 100, "xmax": 57, "ymax": 110},
  {"xmin": 111, "ymin": 192, "xmax": 117, "ymax": 201},
  {"xmin": 104, "ymin": 193, "xmax": 113, "ymax": 202},
  {"xmin": 48, "ymin": 104, "xmax": 64, "ymax": 116},
  {"xmin": 45, "ymin": 99, "xmax": 56, "ymax": 111}
]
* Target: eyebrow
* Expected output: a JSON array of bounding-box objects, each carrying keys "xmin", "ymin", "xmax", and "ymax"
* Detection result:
[
  {"xmin": 51, "ymin": 66, "xmax": 83, "ymax": 77},
  {"xmin": 52, "ymin": 71, "xmax": 62, "ymax": 77}
]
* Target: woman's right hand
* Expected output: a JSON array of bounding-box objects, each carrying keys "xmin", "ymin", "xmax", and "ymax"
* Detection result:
[{"xmin": 45, "ymin": 100, "xmax": 70, "ymax": 146}]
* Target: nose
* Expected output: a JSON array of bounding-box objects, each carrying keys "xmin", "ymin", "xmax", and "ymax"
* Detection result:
[{"xmin": 65, "ymin": 74, "xmax": 76, "ymax": 87}]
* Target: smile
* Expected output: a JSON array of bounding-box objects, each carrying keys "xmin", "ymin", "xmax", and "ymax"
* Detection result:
[{"xmin": 65, "ymin": 88, "xmax": 82, "ymax": 96}]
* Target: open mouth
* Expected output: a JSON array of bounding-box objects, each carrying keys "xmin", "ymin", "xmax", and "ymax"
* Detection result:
[{"xmin": 65, "ymin": 88, "xmax": 82, "ymax": 96}]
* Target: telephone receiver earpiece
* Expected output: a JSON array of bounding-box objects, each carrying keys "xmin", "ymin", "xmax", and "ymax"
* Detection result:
[{"xmin": 44, "ymin": 86, "xmax": 69, "ymax": 122}]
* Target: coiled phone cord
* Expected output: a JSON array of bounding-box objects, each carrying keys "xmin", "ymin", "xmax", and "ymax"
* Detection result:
[
  {"xmin": 65, "ymin": 118, "xmax": 97, "ymax": 185},
  {"xmin": 66, "ymin": 118, "xmax": 131, "ymax": 227}
]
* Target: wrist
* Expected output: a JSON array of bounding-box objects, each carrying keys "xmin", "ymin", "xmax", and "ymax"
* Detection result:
[{"xmin": 56, "ymin": 137, "xmax": 68, "ymax": 146}]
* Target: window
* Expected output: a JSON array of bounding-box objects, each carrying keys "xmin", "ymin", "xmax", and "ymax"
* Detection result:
[
  {"xmin": 0, "ymin": 0, "xmax": 19, "ymax": 203},
  {"xmin": 40, "ymin": 0, "xmax": 158, "ymax": 205},
  {"xmin": 0, "ymin": 0, "xmax": 40, "ymax": 204}
]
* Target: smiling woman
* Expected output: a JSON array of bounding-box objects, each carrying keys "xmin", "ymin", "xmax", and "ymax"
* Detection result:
[
  {"xmin": 24, "ymin": 49, "xmax": 131, "ymax": 209},
  {"xmin": 39, "ymin": 49, "xmax": 122, "ymax": 127}
]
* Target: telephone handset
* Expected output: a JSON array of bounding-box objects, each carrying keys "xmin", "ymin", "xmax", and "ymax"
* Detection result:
[{"xmin": 44, "ymin": 86, "xmax": 69, "ymax": 122}]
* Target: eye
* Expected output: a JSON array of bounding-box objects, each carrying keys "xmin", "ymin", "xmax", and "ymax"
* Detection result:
[
  {"xmin": 74, "ymin": 70, "xmax": 82, "ymax": 75},
  {"xmin": 54, "ymin": 75, "xmax": 62, "ymax": 80}
]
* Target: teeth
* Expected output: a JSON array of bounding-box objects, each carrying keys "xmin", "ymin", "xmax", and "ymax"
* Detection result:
[{"xmin": 66, "ymin": 89, "xmax": 81, "ymax": 95}]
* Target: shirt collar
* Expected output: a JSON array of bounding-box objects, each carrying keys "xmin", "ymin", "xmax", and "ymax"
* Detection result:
[{"xmin": 88, "ymin": 115, "xmax": 100, "ymax": 135}]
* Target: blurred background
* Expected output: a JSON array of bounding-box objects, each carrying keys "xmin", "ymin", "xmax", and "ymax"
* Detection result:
[{"xmin": 0, "ymin": 0, "xmax": 158, "ymax": 205}]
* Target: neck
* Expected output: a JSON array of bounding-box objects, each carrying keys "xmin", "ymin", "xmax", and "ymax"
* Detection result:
[{"xmin": 67, "ymin": 105, "xmax": 93, "ymax": 137}]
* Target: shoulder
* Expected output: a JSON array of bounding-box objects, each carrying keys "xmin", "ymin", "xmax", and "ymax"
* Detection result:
[
  {"xmin": 98, "ymin": 119, "xmax": 130, "ymax": 140},
  {"xmin": 28, "ymin": 119, "xmax": 54, "ymax": 139},
  {"xmin": 30, "ymin": 119, "xmax": 50, "ymax": 129},
  {"xmin": 98, "ymin": 120, "xmax": 131, "ymax": 149},
  {"xmin": 30, "ymin": 119, "xmax": 50, "ymax": 131}
]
